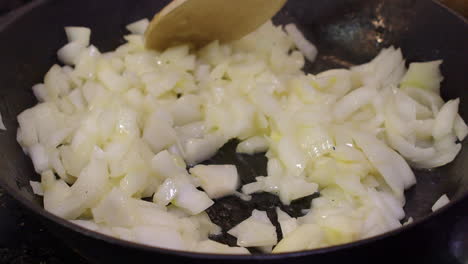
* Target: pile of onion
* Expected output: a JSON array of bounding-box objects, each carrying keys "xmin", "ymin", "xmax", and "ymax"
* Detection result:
[{"xmin": 17, "ymin": 19, "xmax": 466, "ymax": 253}]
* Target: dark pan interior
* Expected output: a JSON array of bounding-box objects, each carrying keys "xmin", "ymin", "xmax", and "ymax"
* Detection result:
[{"xmin": 0, "ymin": 0, "xmax": 467, "ymax": 261}]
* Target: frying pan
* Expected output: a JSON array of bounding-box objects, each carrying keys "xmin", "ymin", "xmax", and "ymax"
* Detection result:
[{"xmin": 0, "ymin": 0, "xmax": 467, "ymax": 263}]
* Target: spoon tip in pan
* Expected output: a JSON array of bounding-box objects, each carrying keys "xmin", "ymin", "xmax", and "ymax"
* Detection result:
[{"xmin": 145, "ymin": 0, "xmax": 287, "ymax": 51}]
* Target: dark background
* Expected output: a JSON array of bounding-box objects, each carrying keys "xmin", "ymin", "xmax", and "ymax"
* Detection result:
[
  {"xmin": 0, "ymin": 0, "xmax": 467, "ymax": 263},
  {"xmin": 0, "ymin": 0, "xmax": 30, "ymax": 15}
]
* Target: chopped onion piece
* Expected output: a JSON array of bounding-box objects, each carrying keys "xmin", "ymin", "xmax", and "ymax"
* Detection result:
[
  {"xmin": 228, "ymin": 210, "xmax": 277, "ymax": 247},
  {"xmin": 92, "ymin": 188, "xmax": 136, "ymax": 227},
  {"xmin": 352, "ymin": 132, "xmax": 415, "ymax": 199},
  {"xmin": 352, "ymin": 47, "xmax": 405, "ymax": 87},
  {"xmin": 273, "ymin": 224, "xmax": 322, "ymax": 253},
  {"xmin": 151, "ymin": 150, "xmax": 187, "ymax": 179},
  {"xmin": 196, "ymin": 240, "xmax": 250, "ymax": 254},
  {"xmin": 65, "ymin": 27, "xmax": 91, "ymax": 46},
  {"xmin": 32, "ymin": 84, "xmax": 47, "ymax": 102},
  {"xmin": 403, "ymin": 217, "xmax": 413, "ymax": 225},
  {"xmin": 431, "ymin": 194, "xmax": 450, "ymax": 212},
  {"xmin": 97, "ymin": 62, "xmax": 130, "ymax": 92},
  {"xmin": 57, "ymin": 42, "xmax": 85, "ymax": 65},
  {"xmin": 190, "ymin": 165, "xmax": 239, "ymax": 199},
  {"xmin": 236, "ymin": 136, "xmax": 269, "ymax": 154},
  {"xmin": 454, "ymin": 115, "xmax": 468, "ymax": 141},
  {"xmin": 333, "ymin": 85, "xmax": 378, "ymax": 122},
  {"xmin": 153, "ymin": 178, "xmax": 178, "ymax": 206},
  {"xmin": 284, "ymin": 24, "xmax": 317, "ymax": 62},
  {"xmin": 126, "ymin": 19, "xmax": 149, "ymax": 35},
  {"xmin": 276, "ymin": 208, "xmax": 298, "ymax": 237},
  {"xmin": 169, "ymin": 94, "xmax": 203, "ymax": 126},
  {"xmin": 143, "ymin": 110, "xmax": 177, "ymax": 153},
  {"xmin": 30, "ymin": 181, "xmax": 44, "ymax": 196},
  {"xmin": 0, "ymin": 111, "xmax": 5, "ymax": 130},
  {"xmin": 29, "ymin": 144, "xmax": 49, "ymax": 173},
  {"xmin": 173, "ymin": 182, "xmax": 214, "ymax": 215},
  {"xmin": 400, "ymin": 60, "xmax": 443, "ymax": 94},
  {"xmin": 183, "ymin": 133, "xmax": 227, "ymax": 165},
  {"xmin": 432, "ymin": 99, "xmax": 459, "ymax": 140}
]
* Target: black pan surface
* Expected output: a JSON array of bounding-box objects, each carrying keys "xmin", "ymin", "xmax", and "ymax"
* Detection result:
[{"xmin": 0, "ymin": 0, "xmax": 467, "ymax": 263}]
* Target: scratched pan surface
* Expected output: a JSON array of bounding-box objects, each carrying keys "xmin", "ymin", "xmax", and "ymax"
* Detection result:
[{"xmin": 0, "ymin": 0, "xmax": 467, "ymax": 263}]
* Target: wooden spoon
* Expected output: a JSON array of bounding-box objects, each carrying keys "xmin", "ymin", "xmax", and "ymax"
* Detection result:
[{"xmin": 145, "ymin": 0, "xmax": 287, "ymax": 51}]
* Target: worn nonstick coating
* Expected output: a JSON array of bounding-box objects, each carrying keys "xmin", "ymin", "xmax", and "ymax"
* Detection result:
[{"xmin": 0, "ymin": 0, "xmax": 467, "ymax": 263}]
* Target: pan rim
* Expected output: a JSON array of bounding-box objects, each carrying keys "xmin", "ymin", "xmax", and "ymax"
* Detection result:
[{"xmin": 0, "ymin": 0, "xmax": 467, "ymax": 260}]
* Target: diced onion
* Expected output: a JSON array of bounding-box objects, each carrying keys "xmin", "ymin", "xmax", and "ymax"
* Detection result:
[
  {"xmin": 454, "ymin": 115, "xmax": 468, "ymax": 141},
  {"xmin": 228, "ymin": 210, "xmax": 277, "ymax": 247},
  {"xmin": 284, "ymin": 24, "xmax": 317, "ymax": 62},
  {"xmin": 433, "ymin": 99, "xmax": 459, "ymax": 140},
  {"xmin": 0, "ymin": 111, "xmax": 5, "ymax": 130},
  {"xmin": 30, "ymin": 181, "xmax": 44, "ymax": 196},
  {"xmin": 126, "ymin": 19, "xmax": 149, "ymax": 35},
  {"xmin": 236, "ymin": 136, "xmax": 269, "ymax": 154},
  {"xmin": 190, "ymin": 165, "xmax": 239, "ymax": 199},
  {"xmin": 16, "ymin": 20, "xmax": 466, "ymax": 254},
  {"xmin": 273, "ymin": 224, "xmax": 322, "ymax": 253},
  {"xmin": 431, "ymin": 194, "xmax": 450, "ymax": 211},
  {"xmin": 32, "ymin": 84, "xmax": 48, "ymax": 102},
  {"xmin": 403, "ymin": 217, "xmax": 413, "ymax": 225},
  {"xmin": 276, "ymin": 208, "xmax": 298, "ymax": 237},
  {"xmin": 65, "ymin": 27, "xmax": 91, "ymax": 46},
  {"xmin": 400, "ymin": 60, "xmax": 443, "ymax": 94},
  {"xmin": 58, "ymin": 42, "xmax": 85, "ymax": 65},
  {"xmin": 333, "ymin": 85, "xmax": 378, "ymax": 121},
  {"xmin": 29, "ymin": 144, "xmax": 49, "ymax": 173}
]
